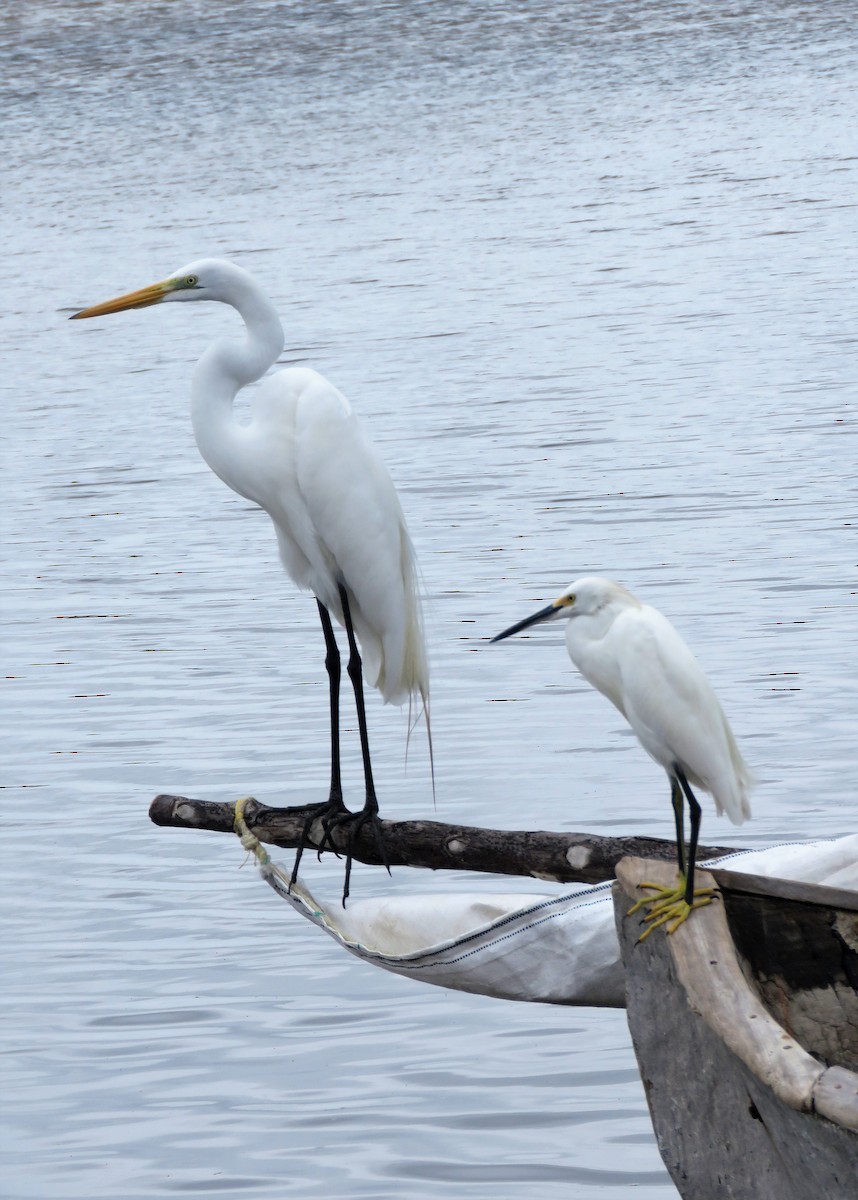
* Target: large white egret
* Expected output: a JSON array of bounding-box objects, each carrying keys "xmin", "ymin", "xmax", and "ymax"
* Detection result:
[
  {"xmin": 72, "ymin": 259, "xmax": 430, "ymax": 900},
  {"xmin": 492, "ymin": 577, "xmax": 753, "ymax": 935}
]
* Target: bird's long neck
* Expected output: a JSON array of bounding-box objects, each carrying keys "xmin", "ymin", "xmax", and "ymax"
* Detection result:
[{"xmin": 190, "ymin": 281, "xmax": 285, "ymax": 502}]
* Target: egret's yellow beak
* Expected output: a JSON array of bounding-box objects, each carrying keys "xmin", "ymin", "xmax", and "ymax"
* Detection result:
[{"xmin": 70, "ymin": 278, "xmax": 173, "ymax": 320}]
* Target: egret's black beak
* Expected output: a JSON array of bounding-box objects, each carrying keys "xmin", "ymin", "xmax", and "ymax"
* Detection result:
[{"xmin": 491, "ymin": 603, "xmax": 559, "ymax": 643}]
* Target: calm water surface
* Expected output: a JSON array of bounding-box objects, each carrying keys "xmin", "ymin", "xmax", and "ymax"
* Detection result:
[{"xmin": 2, "ymin": 2, "xmax": 856, "ymax": 1197}]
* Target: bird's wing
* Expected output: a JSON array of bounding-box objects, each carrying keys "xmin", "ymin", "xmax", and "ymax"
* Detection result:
[
  {"xmin": 611, "ymin": 608, "xmax": 733, "ymax": 775},
  {"xmin": 292, "ymin": 376, "xmax": 425, "ymax": 703},
  {"xmin": 607, "ymin": 607, "xmax": 752, "ymax": 821}
]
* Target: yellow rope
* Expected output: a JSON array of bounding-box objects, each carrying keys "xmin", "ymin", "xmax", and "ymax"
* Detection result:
[
  {"xmin": 232, "ymin": 796, "xmax": 307, "ymax": 898},
  {"xmin": 233, "ymin": 796, "xmax": 272, "ymax": 867},
  {"xmin": 231, "ymin": 797, "xmax": 344, "ymax": 929}
]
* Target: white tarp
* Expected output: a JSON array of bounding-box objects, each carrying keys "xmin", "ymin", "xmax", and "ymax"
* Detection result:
[{"xmin": 242, "ymin": 831, "xmax": 858, "ymax": 1009}]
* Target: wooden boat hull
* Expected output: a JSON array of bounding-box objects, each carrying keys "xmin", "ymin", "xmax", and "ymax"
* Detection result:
[{"xmin": 614, "ymin": 859, "xmax": 858, "ymax": 1200}]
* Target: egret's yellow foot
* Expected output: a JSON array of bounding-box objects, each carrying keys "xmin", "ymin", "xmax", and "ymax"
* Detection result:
[
  {"xmin": 627, "ymin": 879, "xmax": 678, "ymax": 917},
  {"xmin": 627, "ymin": 877, "xmax": 715, "ymax": 941}
]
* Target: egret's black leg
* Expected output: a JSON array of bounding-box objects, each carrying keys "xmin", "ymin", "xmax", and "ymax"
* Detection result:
[
  {"xmin": 314, "ymin": 599, "xmax": 354, "ymax": 855},
  {"xmin": 289, "ymin": 601, "xmax": 347, "ymax": 889},
  {"xmin": 629, "ymin": 766, "xmax": 712, "ymax": 937},
  {"xmin": 319, "ymin": 599, "xmax": 343, "ymax": 807},
  {"xmin": 675, "ymin": 765, "xmax": 702, "ymax": 905},
  {"xmin": 324, "ymin": 583, "xmax": 389, "ymax": 904},
  {"xmin": 670, "ymin": 774, "xmax": 686, "ymax": 877},
  {"xmin": 339, "ymin": 584, "xmax": 378, "ymax": 812}
]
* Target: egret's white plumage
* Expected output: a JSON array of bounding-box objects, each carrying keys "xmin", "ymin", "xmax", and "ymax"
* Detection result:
[
  {"xmin": 558, "ymin": 577, "xmax": 752, "ymax": 825},
  {"xmin": 72, "ymin": 259, "xmax": 429, "ymax": 895},
  {"xmin": 492, "ymin": 575, "xmax": 754, "ymax": 931}
]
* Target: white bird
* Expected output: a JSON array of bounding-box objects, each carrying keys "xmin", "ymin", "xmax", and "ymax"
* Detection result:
[
  {"xmin": 492, "ymin": 576, "xmax": 753, "ymax": 935},
  {"xmin": 72, "ymin": 258, "xmax": 430, "ymax": 900}
]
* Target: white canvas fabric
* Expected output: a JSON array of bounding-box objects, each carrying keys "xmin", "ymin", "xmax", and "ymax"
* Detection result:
[{"xmin": 245, "ymin": 833, "xmax": 858, "ymax": 1009}]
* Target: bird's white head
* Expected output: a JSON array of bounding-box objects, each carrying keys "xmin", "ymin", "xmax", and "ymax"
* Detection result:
[
  {"xmin": 70, "ymin": 258, "xmax": 258, "ymax": 319},
  {"xmin": 491, "ymin": 576, "xmax": 638, "ymax": 642}
]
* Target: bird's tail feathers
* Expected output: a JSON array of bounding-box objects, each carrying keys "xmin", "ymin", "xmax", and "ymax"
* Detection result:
[
  {"xmin": 405, "ymin": 685, "xmax": 436, "ymax": 810},
  {"xmin": 347, "ymin": 525, "xmax": 434, "ymax": 799},
  {"xmin": 399, "ymin": 529, "xmax": 434, "ymax": 805},
  {"xmin": 713, "ymin": 729, "xmax": 755, "ymax": 825}
]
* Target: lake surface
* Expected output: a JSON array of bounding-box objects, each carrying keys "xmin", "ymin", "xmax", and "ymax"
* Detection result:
[{"xmin": 2, "ymin": 2, "xmax": 856, "ymax": 1197}]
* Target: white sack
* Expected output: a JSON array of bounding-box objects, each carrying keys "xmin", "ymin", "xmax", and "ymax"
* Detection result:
[{"xmin": 254, "ymin": 835, "xmax": 857, "ymax": 1008}]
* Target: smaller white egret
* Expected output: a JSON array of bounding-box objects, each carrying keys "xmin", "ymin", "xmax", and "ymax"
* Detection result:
[
  {"xmin": 71, "ymin": 259, "xmax": 431, "ymax": 902},
  {"xmin": 492, "ymin": 577, "xmax": 753, "ymax": 935}
]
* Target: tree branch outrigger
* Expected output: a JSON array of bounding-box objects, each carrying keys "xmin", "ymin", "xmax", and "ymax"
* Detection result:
[{"xmin": 148, "ymin": 793, "xmax": 740, "ymax": 885}]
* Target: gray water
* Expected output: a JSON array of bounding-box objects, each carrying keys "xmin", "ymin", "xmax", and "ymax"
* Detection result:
[{"xmin": 2, "ymin": 2, "xmax": 856, "ymax": 1196}]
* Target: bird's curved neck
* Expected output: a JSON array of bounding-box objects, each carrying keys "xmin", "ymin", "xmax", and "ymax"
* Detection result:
[{"xmin": 191, "ymin": 281, "xmax": 285, "ymax": 500}]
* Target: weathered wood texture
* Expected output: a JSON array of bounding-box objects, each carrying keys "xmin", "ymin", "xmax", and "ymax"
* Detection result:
[
  {"xmin": 724, "ymin": 886, "xmax": 858, "ymax": 1074},
  {"xmin": 148, "ymin": 793, "xmax": 740, "ymax": 885},
  {"xmin": 614, "ymin": 859, "xmax": 858, "ymax": 1200}
]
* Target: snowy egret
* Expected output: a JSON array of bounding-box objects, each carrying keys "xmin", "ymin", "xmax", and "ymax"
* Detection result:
[
  {"xmin": 72, "ymin": 259, "xmax": 431, "ymax": 901},
  {"xmin": 492, "ymin": 577, "xmax": 753, "ymax": 935}
]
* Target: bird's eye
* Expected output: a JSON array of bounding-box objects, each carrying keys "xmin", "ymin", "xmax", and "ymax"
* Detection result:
[{"xmin": 185, "ymin": 275, "xmax": 198, "ymax": 287}]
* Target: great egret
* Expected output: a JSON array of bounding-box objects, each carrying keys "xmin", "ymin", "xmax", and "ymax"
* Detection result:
[
  {"xmin": 72, "ymin": 258, "xmax": 430, "ymax": 901},
  {"xmin": 492, "ymin": 576, "xmax": 753, "ymax": 935}
]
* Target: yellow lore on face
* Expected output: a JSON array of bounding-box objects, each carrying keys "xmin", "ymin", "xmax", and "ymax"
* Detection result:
[{"xmin": 553, "ymin": 592, "xmax": 576, "ymax": 610}]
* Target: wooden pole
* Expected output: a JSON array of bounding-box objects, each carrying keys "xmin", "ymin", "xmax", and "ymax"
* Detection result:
[{"xmin": 149, "ymin": 794, "xmax": 741, "ymax": 885}]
